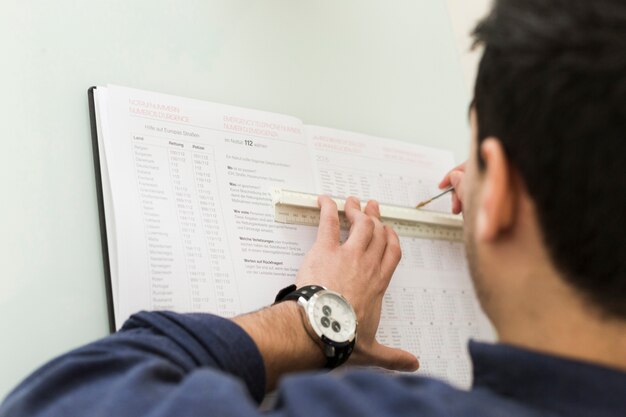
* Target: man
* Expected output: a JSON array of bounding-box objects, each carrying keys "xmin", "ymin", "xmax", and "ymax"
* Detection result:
[{"xmin": 2, "ymin": 0, "xmax": 625, "ymax": 415}]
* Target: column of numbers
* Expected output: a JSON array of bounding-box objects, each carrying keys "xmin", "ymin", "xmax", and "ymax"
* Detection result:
[
  {"xmin": 169, "ymin": 148, "xmax": 213, "ymax": 311},
  {"xmin": 192, "ymin": 151, "xmax": 239, "ymax": 316}
]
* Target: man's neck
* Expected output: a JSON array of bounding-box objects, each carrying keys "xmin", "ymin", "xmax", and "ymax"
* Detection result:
[
  {"xmin": 498, "ymin": 301, "xmax": 626, "ymax": 373},
  {"xmin": 490, "ymin": 257, "xmax": 626, "ymax": 372},
  {"xmin": 477, "ymin": 195, "xmax": 626, "ymax": 373}
]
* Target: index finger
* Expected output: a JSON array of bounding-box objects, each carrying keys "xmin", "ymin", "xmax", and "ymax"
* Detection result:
[
  {"xmin": 344, "ymin": 197, "xmax": 375, "ymax": 251},
  {"xmin": 316, "ymin": 195, "xmax": 341, "ymax": 247}
]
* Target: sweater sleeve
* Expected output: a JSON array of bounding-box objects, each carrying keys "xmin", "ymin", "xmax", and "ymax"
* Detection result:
[
  {"xmin": 0, "ymin": 311, "xmax": 267, "ymax": 417},
  {"xmin": 0, "ymin": 311, "xmax": 507, "ymax": 417}
]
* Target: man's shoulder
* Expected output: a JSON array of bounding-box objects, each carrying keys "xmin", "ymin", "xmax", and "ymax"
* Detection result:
[{"xmin": 275, "ymin": 370, "xmax": 548, "ymax": 417}]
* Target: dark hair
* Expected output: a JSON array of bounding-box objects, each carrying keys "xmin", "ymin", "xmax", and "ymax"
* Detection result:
[{"xmin": 472, "ymin": 0, "xmax": 626, "ymax": 318}]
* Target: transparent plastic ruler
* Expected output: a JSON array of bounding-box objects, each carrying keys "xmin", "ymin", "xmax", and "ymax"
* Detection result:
[{"xmin": 273, "ymin": 189, "xmax": 464, "ymax": 242}]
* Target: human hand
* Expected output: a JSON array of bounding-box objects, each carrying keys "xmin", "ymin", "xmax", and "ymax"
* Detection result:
[
  {"xmin": 295, "ymin": 195, "xmax": 419, "ymax": 372},
  {"xmin": 439, "ymin": 162, "xmax": 466, "ymax": 214}
]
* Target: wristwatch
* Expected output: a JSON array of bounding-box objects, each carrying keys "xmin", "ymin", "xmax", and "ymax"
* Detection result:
[{"xmin": 274, "ymin": 284, "xmax": 357, "ymax": 369}]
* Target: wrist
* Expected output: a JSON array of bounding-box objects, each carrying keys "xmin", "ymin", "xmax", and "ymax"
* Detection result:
[{"xmin": 232, "ymin": 301, "xmax": 325, "ymax": 391}]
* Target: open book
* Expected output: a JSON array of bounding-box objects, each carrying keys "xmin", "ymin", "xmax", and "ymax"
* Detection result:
[{"xmin": 89, "ymin": 85, "xmax": 493, "ymax": 388}]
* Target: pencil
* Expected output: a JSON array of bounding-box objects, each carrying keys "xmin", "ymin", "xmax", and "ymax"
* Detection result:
[{"xmin": 415, "ymin": 188, "xmax": 454, "ymax": 209}]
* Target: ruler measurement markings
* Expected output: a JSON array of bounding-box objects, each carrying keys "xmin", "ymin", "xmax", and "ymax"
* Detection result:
[{"xmin": 273, "ymin": 189, "xmax": 464, "ymax": 242}]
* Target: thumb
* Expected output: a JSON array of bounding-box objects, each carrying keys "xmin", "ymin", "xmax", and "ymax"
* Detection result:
[{"xmin": 368, "ymin": 342, "xmax": 420, "ymax": 372}]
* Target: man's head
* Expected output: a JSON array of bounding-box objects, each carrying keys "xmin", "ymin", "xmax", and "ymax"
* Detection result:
[{"xmin": 462, "ymin": 0, "xmax": 626, "ymax": 331}]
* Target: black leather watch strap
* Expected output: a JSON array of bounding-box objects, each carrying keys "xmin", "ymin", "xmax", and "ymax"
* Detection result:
[
  {"xmin": 274, "ymin": 284, "xmax": 297, "ymax": 303},
  {"xmin": 275, "ymin": 284, "xmax": 325, "ymax": 303},
  {"xmin": 324, "ymin": 338, "xmax": 355, "ymax": 369}
]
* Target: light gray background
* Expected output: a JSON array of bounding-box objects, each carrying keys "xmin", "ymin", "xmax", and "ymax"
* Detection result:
[{"xmin": 0, "ymin": 0, "xmax": 477, "ymax": 398}]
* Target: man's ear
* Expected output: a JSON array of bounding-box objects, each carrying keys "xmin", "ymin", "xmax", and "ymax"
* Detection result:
[{"xmin": 475, "ymin": 138, "xmax": 515, "ymax": 242}]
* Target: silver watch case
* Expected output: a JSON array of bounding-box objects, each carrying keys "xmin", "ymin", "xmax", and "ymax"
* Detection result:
[{"xmin": 297, "ymin": 289, "xmax": 358, "ymax": 357}]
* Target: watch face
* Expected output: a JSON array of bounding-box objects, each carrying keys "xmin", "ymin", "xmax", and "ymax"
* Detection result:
[{"xmin": 308, "ymin": 291, "xmax": 357, "ymax": 343}]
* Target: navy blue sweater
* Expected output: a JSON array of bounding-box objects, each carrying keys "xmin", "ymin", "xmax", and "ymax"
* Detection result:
[{"xmin": 1, "ymin": 311, "xmax": 625, "ymax": 417}]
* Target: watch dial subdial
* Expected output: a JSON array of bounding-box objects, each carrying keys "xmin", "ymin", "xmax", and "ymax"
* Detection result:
[{"xmin": 310, "ymin": 292, "xmax": 356, "ymax": 343}]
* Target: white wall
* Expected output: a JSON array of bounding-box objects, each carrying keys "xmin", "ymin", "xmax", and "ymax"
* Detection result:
[{"xmin": 445, "ymin": 0, "xmax": 492, "ymax": 93}]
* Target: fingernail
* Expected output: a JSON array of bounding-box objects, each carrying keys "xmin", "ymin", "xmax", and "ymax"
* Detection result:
[{"xmin": 406, "ymin": 360, "xmax": 420, "ymax": 372}]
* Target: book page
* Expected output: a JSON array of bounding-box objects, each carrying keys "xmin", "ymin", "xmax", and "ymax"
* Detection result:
[
  {"xmin": 306, "ymin": 125, "xmax": 494, "ymax": 388},
  {"xmin": 97, "ymin": 85, "xmax": 319, "ymax": 327}
]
